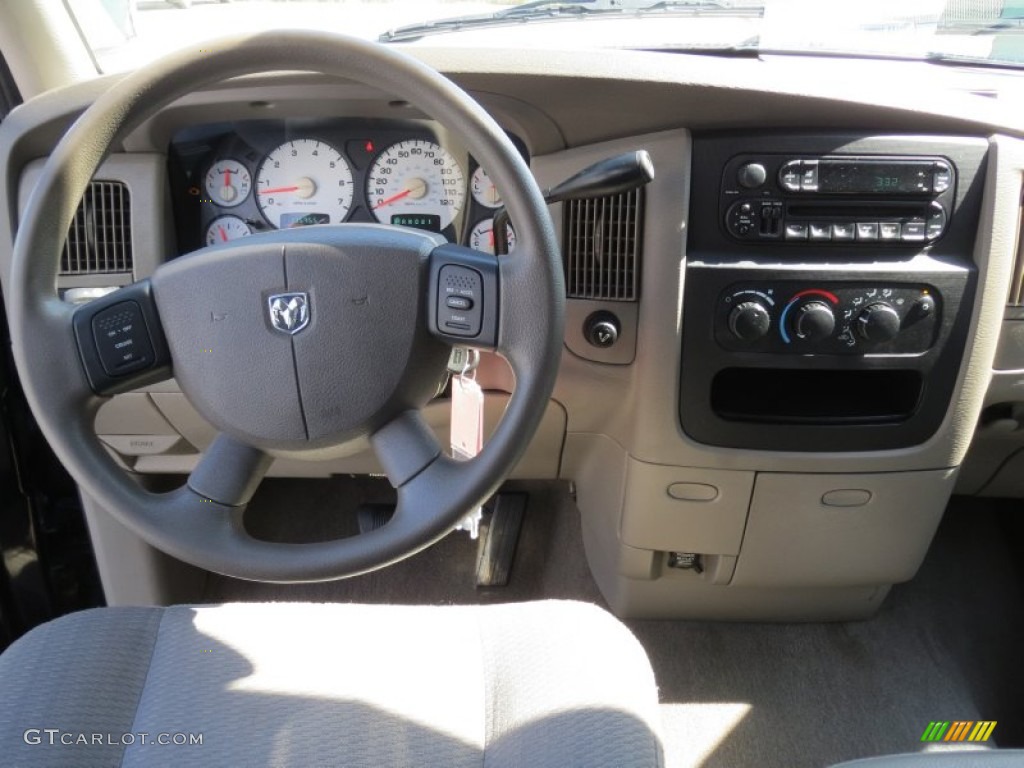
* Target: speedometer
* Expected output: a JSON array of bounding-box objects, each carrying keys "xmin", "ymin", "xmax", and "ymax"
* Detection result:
[
  {"xmin": 255, "ymin": 139, "xmax": 354, "ymax": 229},
  {"xmin": 367, "ymin": 140, "xmax": 466, "ymax": 230}
]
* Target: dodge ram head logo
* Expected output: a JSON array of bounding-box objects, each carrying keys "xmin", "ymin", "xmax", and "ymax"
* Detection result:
[{"xmin": 268, "ymin": 292, "xmax": 310, "ymax": 335}]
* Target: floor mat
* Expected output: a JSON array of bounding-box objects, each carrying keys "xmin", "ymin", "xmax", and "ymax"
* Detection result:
[{"xmin": 203, "ymin": 481, "xmax": 1024, "ymax": 767}]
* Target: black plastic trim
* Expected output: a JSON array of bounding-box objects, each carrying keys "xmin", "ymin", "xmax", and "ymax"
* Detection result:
[{"xmin": 72, "ymin": 280, "xmax": 172, "ymax": 396}]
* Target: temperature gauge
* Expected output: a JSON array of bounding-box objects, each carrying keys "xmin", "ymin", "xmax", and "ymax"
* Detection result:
[
  {"xmin": 206, "ymin": 215, "xmax": 251, "ymax": 246},
  {"xmin": 469, "ymin": 219, "xmax": 515, "ymax": 255},
  {"xmin": 470, "ymin": 166, "xmax": 502, "ymax": 208},
  {"xmin": 204, "ymin": 159, "xmax": 251, "ymax": 207}
]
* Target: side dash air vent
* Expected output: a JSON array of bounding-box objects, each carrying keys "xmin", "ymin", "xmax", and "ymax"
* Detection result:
[
  {"xmin": 1008, "ymin": 186, "xmax": 1024, "ymax": 306},
  {"xmin": 61, "ymin": 181, "xmax": 132, "ymax": 276},
  {"xmin": 563, "ymin": 189, "xmax": 643, "ymax": 301}
]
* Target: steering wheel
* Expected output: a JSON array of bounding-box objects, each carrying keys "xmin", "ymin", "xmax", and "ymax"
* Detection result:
[{"xmin": 8, "ymin": 32, "xmax": 563, "ymax": 582}]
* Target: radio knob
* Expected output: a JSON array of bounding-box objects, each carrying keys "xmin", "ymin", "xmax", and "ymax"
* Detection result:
[
  {"xmin": 794, "ymin": 301, "xmax": 835, "ymax": 341},
  {"xmin": 728, "ymin": 300, "xmax": 771, "ymax": 341},
  {"xmin": 855, "ymin": 302, "xmax": 901, "ymax": 343},
  {"xmin": 737, "ymin": 163, "xmax": 767, "ymax": 189}
]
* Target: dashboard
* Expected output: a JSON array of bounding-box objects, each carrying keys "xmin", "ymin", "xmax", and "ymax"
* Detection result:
[
  {"xmin": 168, "ymin": 118, "xmax": 520, "ymax": 256},
  {"xmin": 3, "ymin": 47, "xmax": 1024, "ymax": 619}
]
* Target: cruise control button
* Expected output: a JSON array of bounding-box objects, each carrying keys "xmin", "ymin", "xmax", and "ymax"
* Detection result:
[
  {"xmin": 856, "ymin": 222, "xmax": 879, "ymax": 241},
  {"xmin": 785, "ymin": 223, "xmax": 808, "ymax": 240},
  {"xmin": 445, "ymin": 295, "xmax": 474, "ymax": 311},
  {"xmin": 809, "ymin": 223, "xmax": 831, "ymax": 241},
  {"xmin": 91, "ymin": 301, "xmax": 154, "ymax": 377},
  {"xmin": 879, "ymin": 222, "xmax": 902, "ymax": 240},
  {"xmin": 832, "ymin": 223, "xmax": 855, "ymax": 241},
  {"xmin": 902, "ymin": 219, "xmax": 926, "ymax": 241}
]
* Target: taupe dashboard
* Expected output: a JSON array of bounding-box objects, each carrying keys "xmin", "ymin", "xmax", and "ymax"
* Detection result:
[{"xmin": 3, "ymin": 46, "xmax": 1024, "ymax": 618}]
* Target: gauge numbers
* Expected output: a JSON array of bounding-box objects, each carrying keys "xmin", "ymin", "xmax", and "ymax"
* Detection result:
[
  {"xmin": 204, "ymin": 159, "xmax": 251, "ymax": 207},
  {"xmin": 206, "ymin": 215, "xmax": 251, "ymax": 246},
  {"xmin": 256, "ymin": 139, "xmax": 354, "ymax": 229},
  {"xmin": 469, "ymin": 219, "xmax": 516, "ymax": 255},
  {"xmin": 470, "ymin": 166, "xmax": 502, "ymax": 208},
  {"xmin": 368, "ymin": 140, "xmax": 466, "ymax": 230}
]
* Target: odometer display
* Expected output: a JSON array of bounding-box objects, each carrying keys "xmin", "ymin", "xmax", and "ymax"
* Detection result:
[
  {"xmin": 391, "ymin": 214, "xmax": 441, "ymax": 233},
  {"xmin": 368, "ymin": 139, "xmax": 466, "ymax": 229}
]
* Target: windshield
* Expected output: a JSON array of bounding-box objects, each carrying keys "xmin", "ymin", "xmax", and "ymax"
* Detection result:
[{"xmin": 71, "ymin": 0, "xmax": 1024, "ymax": 73}]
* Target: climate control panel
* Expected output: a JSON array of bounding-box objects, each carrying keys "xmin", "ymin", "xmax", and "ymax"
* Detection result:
[{"xmin": 715, "ymin": 282, "xmax": 940, "ymax": 355}]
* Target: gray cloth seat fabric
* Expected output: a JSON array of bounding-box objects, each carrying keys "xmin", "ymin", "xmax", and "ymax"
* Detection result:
[{"xmin": 0, "ymin": 600, "xmax": 663, "ymax": 767}]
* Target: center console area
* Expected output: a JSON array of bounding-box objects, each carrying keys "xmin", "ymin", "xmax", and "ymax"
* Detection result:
[
  {"xmin": 683, "ymin": 135, "xmax": 987, "ymax": 452},
  {"xmin": 563, "ymin": 130, "xmax": 1011, "ymax": 620}
]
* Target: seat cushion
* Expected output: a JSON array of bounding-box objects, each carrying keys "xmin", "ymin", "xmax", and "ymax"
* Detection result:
[{"xmin": 0, "ymin": 600, "xmax": 663, "ymax": 767}]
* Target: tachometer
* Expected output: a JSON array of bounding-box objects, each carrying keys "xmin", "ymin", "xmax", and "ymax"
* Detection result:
[
  {"xmin": 367, "ymin": 139, "xmax": 466, "ymax": 230},
  {"xmin": 255, "ymin": 139, "xmax": 354, "ymax": 229},
  {"xmin": 204, "ymin": 159, "xmax": 251, "ymax": 207}
]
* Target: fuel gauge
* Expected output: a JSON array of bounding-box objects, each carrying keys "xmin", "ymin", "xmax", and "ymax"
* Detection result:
[
  {"xmin": 206, "ymin": 215, "xmax": 251, "ymax": 246},
  {"xmin": 204, "ymin": 159, "xmax": 252, "ymax": 207}
]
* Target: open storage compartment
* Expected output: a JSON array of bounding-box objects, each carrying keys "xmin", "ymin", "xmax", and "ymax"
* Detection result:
[{"xmin": 710, "ymin": 368, "xmax": 923, "ymax": 424}]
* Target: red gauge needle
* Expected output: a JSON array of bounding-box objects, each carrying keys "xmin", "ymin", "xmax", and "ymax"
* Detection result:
[
  {"xmin": 223, "ymin": 168, "xmax": 232, "ymax": 188},
  {"xmin": 372, "ymin": 188, "xmax": 413, "ymax": 210},
  {"xmin": 259, "ymin": 185, "xmax": 300, "ymax": 195},
  {"xmin": 218, "ymin": 226, "xmax": 227, "ymax": 242}
]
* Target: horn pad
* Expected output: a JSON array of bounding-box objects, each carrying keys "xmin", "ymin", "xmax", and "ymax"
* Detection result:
[{"xmin": 151, "ymin": 225, "xmax": 449, "ymax": 451}]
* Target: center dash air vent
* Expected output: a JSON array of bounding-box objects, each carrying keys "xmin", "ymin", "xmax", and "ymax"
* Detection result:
[
  {"xmin": 563, "ymin": 189, "xmax": 643, "ymax": 301},
  {"xmin": 61, "ymin": 181, "xmax": 132, "ymax": 276}
]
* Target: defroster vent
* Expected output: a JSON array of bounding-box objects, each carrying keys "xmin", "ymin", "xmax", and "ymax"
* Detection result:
[
  {"xmin": 563, "ymin": 189, "xmax": 643, "ymax": 301},
  {"xmin": 61, "ymin": 181, "xmax": 132, "ymax": 275}
]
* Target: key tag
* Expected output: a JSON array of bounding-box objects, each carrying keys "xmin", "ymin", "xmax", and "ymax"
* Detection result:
[{"xmin": 449, "ymin": 348, "xmax": 484, "ymax": 537}]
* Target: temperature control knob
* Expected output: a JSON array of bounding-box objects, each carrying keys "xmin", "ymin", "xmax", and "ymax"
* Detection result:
[
  {"xmin": 728, "ymin": 301, "xmax": 771, "ymax": 341},
  {"xmin": 855, "ymin": 302, "xmax": 901, "ymax": 343},
  {"xmin": 794, "ymin": 301, "xmax": 835, "ymax": 341}
]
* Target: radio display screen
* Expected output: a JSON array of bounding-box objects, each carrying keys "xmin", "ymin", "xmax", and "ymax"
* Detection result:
[{"xmin": 819, "ymin": 162, "xmax": 932, "ymax": 195}]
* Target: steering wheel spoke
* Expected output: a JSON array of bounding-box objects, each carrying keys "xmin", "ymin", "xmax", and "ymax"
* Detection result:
[
  {"xmin": 187, "ymin": 433, "xmax": 272, "ymax": 507},
  {"xmin": 370, "ymin": 409, "xmax": 443, "ymax": 488},
  {"xmin": 71, "ymin": 279, "xmax": 173, "ymax": 396}
]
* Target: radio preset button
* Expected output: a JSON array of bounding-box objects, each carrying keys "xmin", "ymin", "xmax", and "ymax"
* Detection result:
[
  {"xmin": 809, "ymin": 223, "xmax": 831, "ymax": 241},
  {"xmin": 779, "ymin": 161, "xmax": 802, "ymax": 192},
  {"xmin": 879, "ymin": 222, "xmax": 902, "ymax": 240},
  {"xmin": 785, "ymin": 222, "xmax": 808, "ymax": 240},
  {"xmin": 901, "ymin": 219, "xmax": 926, "ymax": 241},
  {"xmin": 856, "ymin": 222, "xmax": 879, "ymax": 240},
  {"xmin": 832, "ymin": 223, "xmax": 855, "ymax": 241}
]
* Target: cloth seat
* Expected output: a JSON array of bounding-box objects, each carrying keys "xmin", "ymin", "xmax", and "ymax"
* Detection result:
[{"xmin": 0, "ymin": 600, "xmax": 663, "ymax": 767}]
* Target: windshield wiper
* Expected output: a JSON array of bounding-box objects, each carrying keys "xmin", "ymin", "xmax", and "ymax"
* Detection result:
[{"xmin": 380, "ymin": 0, "xmax": 764, "ymax": 44}]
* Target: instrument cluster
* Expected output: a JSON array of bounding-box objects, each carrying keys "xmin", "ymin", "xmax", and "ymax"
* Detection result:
[{"xmin": 169, "ymin": 118, "xmax": 521, "ymax": 255}]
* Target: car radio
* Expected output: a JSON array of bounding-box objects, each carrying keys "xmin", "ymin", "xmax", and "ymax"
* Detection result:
[{"xmin": 721, "ymin": 153, "xmax": 956, "ymax": 245}]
